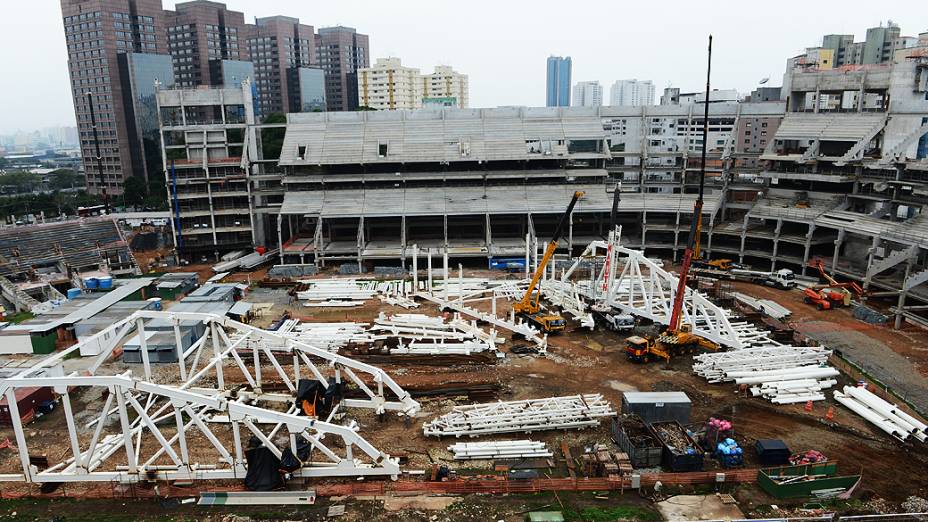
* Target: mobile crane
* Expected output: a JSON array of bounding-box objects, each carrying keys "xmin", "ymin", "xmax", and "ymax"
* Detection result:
[
  {"xmin": 513, "ymin": 190, "xmax": 585, "ymax": 333},
  {"xmin": 625, "ymin": 35, "xmax": 720, "ymax": 363},
  {"xmin": 592, "ymin": 183, "xmax": 637, "ymax": 332}
]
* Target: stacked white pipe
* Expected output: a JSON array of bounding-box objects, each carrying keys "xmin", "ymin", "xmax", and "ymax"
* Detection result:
[
  {"xmin": 834, "ymin": 385, "xmax": 928, "ymax": 443},
  {"xmin": 423, "ymin": 394, "xmax": 615, "ymax": 437},
  {"xmin": 449, "ymin": 440, "xmax": 551, "ymax": 460},
  {"xmin": 693, "ymin": 346, "xmax": 837, "ymax": 403}
]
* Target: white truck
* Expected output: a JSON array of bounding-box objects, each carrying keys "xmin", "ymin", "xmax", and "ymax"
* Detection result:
[
  {"xmin": 591, "ymin": 307, "xmax": 637, "ymax": 331},
  {"xmin": 693, "ymin": 267, "xmax": 797, "ymax": 290}
]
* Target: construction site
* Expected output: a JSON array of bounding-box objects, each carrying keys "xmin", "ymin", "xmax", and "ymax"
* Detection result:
[{"xmin": 2, "ymin": 40, "xmax": 928, "ymax": 522}]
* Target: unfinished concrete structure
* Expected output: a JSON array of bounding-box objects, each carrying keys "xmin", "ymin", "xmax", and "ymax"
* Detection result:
[
  {"xmin": 157, "ymin": 79, "xmax": 264, "ymax": 259},
  {"xmin": 156, "ymin": 54, "xmax": 928, "ymax": 326},
  {"xmin": 273, "ymin": 107, "xmax": 719, "ymax": 266}
]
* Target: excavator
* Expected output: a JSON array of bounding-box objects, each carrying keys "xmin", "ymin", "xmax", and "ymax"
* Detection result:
[
  {"xmin": 513, "ymin": 190, "xmax": 585, "ymax": 333},
  {"xmin": 803, "ymin": 259, "xmax": 865, "ymax": 310},
  {"xmin": 625, "ymin": 35, "xmax": 720, "ymax": 363}
]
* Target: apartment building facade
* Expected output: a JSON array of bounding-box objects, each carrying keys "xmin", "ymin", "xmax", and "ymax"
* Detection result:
[
  {"xmin": 422, "ymin": 66, "xmax": 469, "ymax": 108},
  {"xmin": 163, "ymin": 0, "xmax": 248, "ymax": 88},
  {"xmin": 315, "ymin": 26, "xmax": 369, "ymax": 111},
  {"xmin": 60, "ymin": 0, "xmax": 367, "ymax": 195},
  {"xmin": 61, "ymin": 0, "xmax": 167, "ymax": 194},
  {"xmin": 243, "ymin": 16, "xmax": 315, "ymax": 116},
  {"xmin": 609, "ymin": 79, "xmax": 655, "ymax": 107},
  {"xmin": 572, "ymin": 81, "xmax": 603, "ymax": 107}
]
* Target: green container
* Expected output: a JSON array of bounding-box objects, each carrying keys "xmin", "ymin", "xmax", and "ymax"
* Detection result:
[
  {"xmin": 759, "ymin": 462, "xmax": 861, "ymax": 499},
  {"xmin": 31, "ymin": 330, "xmax": 58, "ymax": 354}
]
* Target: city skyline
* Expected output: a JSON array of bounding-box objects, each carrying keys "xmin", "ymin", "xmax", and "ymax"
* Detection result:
[{"xmin": 2, "ymin": 0, "xmax": 928, "ymax": 133}]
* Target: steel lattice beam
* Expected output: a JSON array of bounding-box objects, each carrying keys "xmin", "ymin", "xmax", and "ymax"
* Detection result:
[{"xmin": 0, "ymin": 311, "xmax": 419, "ymax": 484}]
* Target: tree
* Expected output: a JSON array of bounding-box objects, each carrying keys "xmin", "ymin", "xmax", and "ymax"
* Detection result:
[
  {"xmin": 48, "ymin": 169, "xmax": 84, "ymax": 190},
  {"xmin": 0, "ymin": 171, "xmax": 41, "ymax": 193},
  {"xmin": 260, "ymin": 113, "xmax": 287, "ymax": 160},
  {"xmin": 123, "ymin": 175, "xmax": 147, "ymax": 208},
  {"xmin": 356, "ymin": 105, "xmax": 378, "ymax": 111}
]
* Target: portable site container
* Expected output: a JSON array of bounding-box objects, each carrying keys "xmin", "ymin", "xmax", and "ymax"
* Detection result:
[
  {"xmin": 759, "ymin": 462, "xmax": 861, "ymax": 499},
  {"xmin": 648, "ymin": 420, "xmax": 704, "ymax": 472},
  {"xmin": 621, "ymin": 392, "xmax": 691, "ymax": 424},
  {"xmin": 612, "ymin": 415, "xmax": 662, "ymax": 468},
  {"xmin": 0, "ymin": 387, "xmax": 54, "ymax": 426},
  {"xmin": 755, "ymin": 439, "xmax": 791, "ymax": 466}
]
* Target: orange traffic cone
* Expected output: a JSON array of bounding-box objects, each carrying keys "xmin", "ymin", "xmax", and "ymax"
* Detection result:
[
  {"xmin": 804, "ymin": 400, "xmax": 814, "ymax": 412},
  {"xmin": 825, "ymin": 407, "xmax": 835, "ymax": 420}
]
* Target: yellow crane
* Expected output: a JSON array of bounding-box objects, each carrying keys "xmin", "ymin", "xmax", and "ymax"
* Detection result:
[{"xmin": 513, "ymin": 191, "xmax": 584, "ymax": 333}]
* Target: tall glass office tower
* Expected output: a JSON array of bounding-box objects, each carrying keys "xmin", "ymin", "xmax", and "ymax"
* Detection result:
[{"xmin": 546, "ymin": 56, "xmax": 572, "ymax": 107}]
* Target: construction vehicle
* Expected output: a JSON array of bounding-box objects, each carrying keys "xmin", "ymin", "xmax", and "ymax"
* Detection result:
[
  {"xmin": 513, "ymin": 190, "xmax": 585, "ymax": 333},
  {"xmin": 625, "ymin": 35, "xmax": 720, "ymax": 363},
  {"xmin": 693, "ymin": 258, "xmax": 742, "ymax": 271},
  {"xmin": 590, "ymin": 183, "xmax": 638, "ymax": 332},
  {"xmin": 692, "ymin": 267, "xmax": 797, "ymax": 289},
  {"xmin": 802, "ymin": 259, "xmax": 864, "ymax": 310}
]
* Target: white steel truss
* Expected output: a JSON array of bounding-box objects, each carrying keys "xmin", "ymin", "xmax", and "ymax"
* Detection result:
[
  {"xmin": 0, "ymin": 310, "xmax": 419, "ymax": 484},
  {"xmin": 423, "ymin": 394, "xmax": 615, "ymax": 438},
  {"xmin": 549, "ymin": 237, "xmax": 788, "ymax": 350}
]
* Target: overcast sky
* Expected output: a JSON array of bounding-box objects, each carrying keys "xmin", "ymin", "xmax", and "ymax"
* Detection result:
[{"xmin": 1, "ymin": 0, "xmax": 926, "ymax": 134}]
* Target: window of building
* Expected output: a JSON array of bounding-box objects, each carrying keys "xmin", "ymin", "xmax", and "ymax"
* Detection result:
[{"xmin": 378, "ymin": 142, "xmax": 388, "ymax": 157}]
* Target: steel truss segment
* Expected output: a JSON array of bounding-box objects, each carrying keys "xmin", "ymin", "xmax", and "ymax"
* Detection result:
[
  {"xmin": 423, "ymin": 394, "xmax": 615, "ymax": 437},
  {"xmin": 2, "ymin": 310, "xmax": 413, "ymax": 484}
]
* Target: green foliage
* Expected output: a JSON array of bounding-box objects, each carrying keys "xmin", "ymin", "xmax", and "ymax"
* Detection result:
[
  {"xmin": 563, "ymin": 505, "xmax": 661, "ymax": 522},
  {"xmin": 0, "ymin": 156, "xmax": 8, "ymax": 168},
  {"xmin": 357, "ymin": 105, "xmax": 378, "ymax": 111},
  {"xmin": 260, "ymin": 112, "xmax": 287, "ymax": 160},
  {"xmin": 0, "ymin": 190, "xmax": 104, "ymax": 220},
  {"xmin": 0, "ymin": 170, "xmax": 41, "ymax": 193},
  {"xmin": 123, "ymin": 176, "xmax": 147, "ymax": 207},
  {"xmin": 6, "ymin": 311, "xmax": 34, "ymax": 323},
  {"xmin": 48, "ymin": 168, "xmax": 84, "ymax": 190}
]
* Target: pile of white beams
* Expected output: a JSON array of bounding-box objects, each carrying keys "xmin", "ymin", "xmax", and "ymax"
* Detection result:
[
  {"xmin": 693, "ymin": 346, "xmax": 837, "ymax": 403},
  {"xmin": 423, "ymin": 394, "xmax": 615, "ymax": 437},
  {"xmin": 730, "ymin": 292, "xmax": 792, "ymax": 321},
  {"xmin": 297, "ymin": 279, "xmax": 415, "ymax": 307},
  {"xmin": 834, "ymin": 386, "xmax": 928, "ymax": 443},
  {"xmin": 449, "ymin": 440, "xmax": 551, "ymax": 460},
  {"xmin": 372, "ymin": 313, "xmax": 500, "ymax": 355}
]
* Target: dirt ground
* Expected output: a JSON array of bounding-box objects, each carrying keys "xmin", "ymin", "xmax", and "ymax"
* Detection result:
[{"xmin": 2, "ymin": 267, "xmax": 928, "ymax": 516}]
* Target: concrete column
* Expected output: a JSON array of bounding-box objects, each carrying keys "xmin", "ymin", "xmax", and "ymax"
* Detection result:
[
  {"xmin": 801, "ymin": 224, "xmax": 816, "ymax": 276},
  {"xmin": 739, "ymin": 214, "xmax": 749, "ymax": 264},
  {"xmin": 276, "ymin": 214, "xmax": 284, "ymax": 266},
  {"xmin": 831, "ymin": 229, "xmax": 846, "ymax": 275},
  {"xmin": 862, "ymin": 235, "xmax": 882, "ymax": 295},
  {"xmin": 895, "ymin": 257, "xmax": 915, "ymax": 329}
]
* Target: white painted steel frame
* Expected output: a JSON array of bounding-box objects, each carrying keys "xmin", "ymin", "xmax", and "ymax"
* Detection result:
[{"xmin": 0, "ymin": 310, "xmax": 419, "ymax": 484}]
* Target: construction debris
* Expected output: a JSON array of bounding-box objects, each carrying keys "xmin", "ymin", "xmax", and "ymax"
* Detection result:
[{"xmin": 423, "ymin": 394, "xmax": 615, "ymax": 438}]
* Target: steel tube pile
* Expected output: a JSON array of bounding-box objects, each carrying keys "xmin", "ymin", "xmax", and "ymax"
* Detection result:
[
  {"xmin": 423, "ymin": 394, "xmax": 615, "ymax": 437},
  {"xmin": 448, "ymin": 440, "xmax": 551, "ymax": 460},
  {"xmin": 693, "ymin": 346, "xmax": 836, "ymax": 403},
  {"xmin": 834, "ymin": 386, "xmax": 928, "ymax": 443}
]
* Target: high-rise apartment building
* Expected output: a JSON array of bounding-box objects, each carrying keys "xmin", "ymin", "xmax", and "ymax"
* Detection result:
[
  {"xmin": 243, "ymin": 16, "xmax": 315, "ymax": 116},
  {"xmin": 421, "ymin": 66, "xmax": 469, "ymax": 108},
  {"xmin": 609, "ymin": 79, "xmax": 655, "ymax": 107},
  {"xmin": 546, "ymin": 56, "xmax": 571, "ymax": 107},
  {"xmin": 61, "ymin": 0, "xmax": 168, "ymax": 194},
  {"xmin": 572, "ymin": 81, "xmax": 603, "ymax": 107},
  {"xmin": 357, "ymin": 57, "xmax": 423, "ymax": 110},
  {"xmin": 821, "ymin": 22, "xmax": 917, "ymax": 66},
  {"xmin": 315, "ymin": 26, "xmax": 369, "ymax": 111},
  {"xmin": 163, "ymin": 1, "xmax": 248, "ymax": 88}
]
